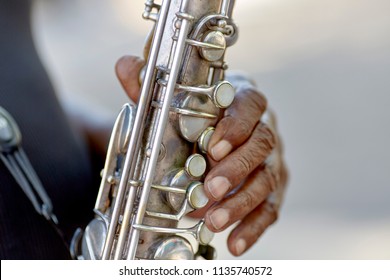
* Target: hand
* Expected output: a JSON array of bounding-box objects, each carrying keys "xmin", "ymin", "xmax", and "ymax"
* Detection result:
[
  {"xmin": 115, "ymin": 56, "xmax": 288, "ymax": 257},
  {"xmin": 201, "ymin": 73, "xmax": 288, "ymax": 256}
]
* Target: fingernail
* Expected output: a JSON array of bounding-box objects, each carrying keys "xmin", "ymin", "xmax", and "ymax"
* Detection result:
[
  {"xmin": 207, "ymin": 176, "xmax": 231, "ymax": 200},
  {"xmin": 209, "ymin": 208, "xmax": 230, "ymax": 230},
  {"xmin": 235, "ymin": 239, "xmax": 247, "ymax": 255},
  {"xmin": 211, "ymin": 140, "xmax": 233, "ymax": 161}
]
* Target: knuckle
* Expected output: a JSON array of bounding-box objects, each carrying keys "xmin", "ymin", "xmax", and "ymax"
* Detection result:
[
  {"xmin": 116, "ymin": 55, "xmax": 135, "ymax": 67},
  {"xmin": 235, "ymin": 155, "xmax": 253, "ymax": 176},
  {"xmin": 248, "ymin": 203, "xmax": 278, "ymax": 239},
  {"xmin": 255, "ymin": 124, "xmax": 276, "ymax": 151},
  {"xmin": 236, "ymin": 191, "xmax": 256, "ymax": 212},
  {"xmin": 250, "ymin": 217, "xmax": 267, "ymax": 238},
  {"xmin": 220, "ymin": 116, "xmax": 255, "ymax": 147},
  {"xmin": 115, "ymin": 56, "xmax": 141, "ymax": 82},
  {"xmin": 263, "ymin": 166, "xmax": 278, "ymax": 192},
  {"xmin": 116, "ymin": 55, "xmax": 128, "ymax": 66},
  {"xmin": 218, "ymin": 115, "xmax": 233, "ymax": 128},
  {"xmin": 236, "ymin": 118, "xmax": 252, "ymax": 137},
  {"xmin": 256, "ymin": 92, "xmax": 268, "ymax": 114},
  {"xmin": 246, "ymin": 89, "xmax": 268, "ymax": 114},
  {"xmin": 216, "ymin": 116, "xmax": 235, "ymax": 135},
  {"xmin": 230, "ymin": 88, "xmax": 268, "ymax": 120},
  {"xmin": 115, "ymin": 56, "xmax": 128, "ymax": 76},
  {"xmin": 265, "ymin": 202, "xmax": 279, "ymax": 224},
  {"xmin": 222, "ymin": 115, "xmax": 252, "ymax": 138}
]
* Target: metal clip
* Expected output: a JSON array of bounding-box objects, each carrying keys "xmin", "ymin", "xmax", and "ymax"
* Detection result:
[{"xmin": 0, "ymin": 107, "xmax": 58, "ymax": 224}]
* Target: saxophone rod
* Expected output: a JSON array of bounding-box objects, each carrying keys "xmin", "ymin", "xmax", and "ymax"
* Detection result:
[
  {"xmin": 126, "ymin": 0, "xmax": 193, "ymax": 260},
  {"xmin": 102, "ymin": 0, "xmax": 173, "ymax": 260}
]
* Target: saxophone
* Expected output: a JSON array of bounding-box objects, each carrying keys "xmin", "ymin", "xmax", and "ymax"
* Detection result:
[{"xmin": 71, "ymin": 0, "xmax": 238, "ymax": 260}]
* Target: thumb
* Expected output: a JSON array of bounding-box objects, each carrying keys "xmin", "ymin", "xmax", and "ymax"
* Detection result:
[{"xmin": 115, "ymin": 55, "xmax": 145, "ymax": 103}]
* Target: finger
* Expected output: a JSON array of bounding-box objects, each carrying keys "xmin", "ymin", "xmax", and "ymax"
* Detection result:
[
  {"xmin": 227, "ymin": 200, "xmax": 278, "ymax": 256},
  {"xmin": 204, "ymin": 164, "xmax": 276, "ymax": 232},
  {"xmin": 208, "ymin": 87, "xmax": 268, "ymax": 161},
  {"xmin": 205, "ymin": 122, "xmax": 275, "ymax": 201},
  {"xmin": 115, "ymin": 55, "xmax": 145, "ymax": 103},
  {"xmin": 187, "ymin": 199, "xmax": 215, "ymax": 219}
]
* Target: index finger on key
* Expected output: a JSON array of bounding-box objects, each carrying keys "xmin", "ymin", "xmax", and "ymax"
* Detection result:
[{"xmin": 208, "ymin": 88, "xmax": 268, "ymax": 162}]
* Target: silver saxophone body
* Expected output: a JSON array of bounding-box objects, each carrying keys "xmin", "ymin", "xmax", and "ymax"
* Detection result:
[{"xmin": 71, "ymin": 0, "xmax": 238, "ymax": 260}]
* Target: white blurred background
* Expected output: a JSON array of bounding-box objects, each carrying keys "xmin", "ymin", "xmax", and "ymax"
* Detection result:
[{"xmin": 31, "ymin": 0, "xmax": 390, "ymax": 259}]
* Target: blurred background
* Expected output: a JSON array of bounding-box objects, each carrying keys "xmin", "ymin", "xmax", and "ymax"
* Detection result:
[{"xmin": 31, "ymin": 0, "xmax": 390, "ymax": 259}]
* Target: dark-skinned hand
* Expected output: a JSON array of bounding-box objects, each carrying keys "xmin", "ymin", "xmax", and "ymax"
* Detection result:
[{"xmin": 115, "ymin": 55, "xmax": 288, "ymax": 256}]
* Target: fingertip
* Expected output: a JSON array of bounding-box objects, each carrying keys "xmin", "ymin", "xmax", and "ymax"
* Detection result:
[
  {"xmin": 208, "ymin": 208, "xmax": 230, "ymax": 231},
  {"xmin": 206, "ymin": 117, "xmax": 233, "ymax": 159},
  {"xmin": 210, "ymin": 140, "xmax": 233, "ymax": 161},
  {"xmin": 227, "ymin": 234, "xmax": 248, "ymax": 256},
  {"xmin": 234, "ymin": 239, "xmax": 247, "ymax": 256},
  {"xmin": 205, "ymin": 176, "xmax": 231, "ymax": 201},
  {"xmin": 207, "ymin": 129, "xmax": 223, "ymax": 156},
  {"xmin": 115, "ymin": 55, "xmax": 143, "ymax": 78}
]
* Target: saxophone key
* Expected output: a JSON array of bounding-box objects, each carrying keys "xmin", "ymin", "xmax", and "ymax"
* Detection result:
[
  {"xmin": 132, "ymin": 219, "xmax": 214, "ymax": 245},
  {"xmin": 199, "ymin": 30, "xmax": 227, "ymax": 62},
  {"xmin": 187, "ymin": 181, "xmax": 209, "ymax": 209},
  {"xmin": 198, "ymin": 127, "xmax": 215, "ymax": 154},
  {"xmin": 152, "ymin": 236, "xmax": 194, "ymax": 260},
  {"xmin": 185, "ymin": 153, "xmax": 206, "ymax": 178},
  {"xmin": 176, "ymin": 80, "xmax": 235, "ymax": 108}
]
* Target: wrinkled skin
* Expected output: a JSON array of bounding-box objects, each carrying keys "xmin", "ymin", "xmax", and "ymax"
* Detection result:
[{"xmin": 115, "ymin": 55, "xmax": 288, "ymax": 256}]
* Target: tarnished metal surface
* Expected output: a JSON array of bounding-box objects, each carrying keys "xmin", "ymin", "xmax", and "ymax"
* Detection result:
[{"xmin": 72, "ymin": 0, "xmax": 238, "ymax": 260}]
